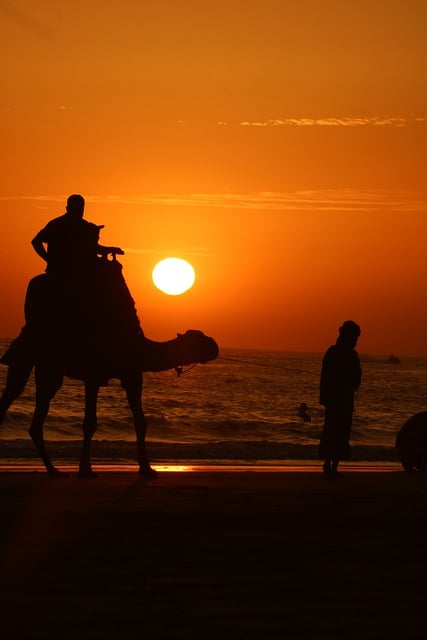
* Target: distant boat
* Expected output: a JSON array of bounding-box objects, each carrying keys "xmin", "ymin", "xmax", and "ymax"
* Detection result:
[{"xmin": 387, "ymin": 354, "xmax": 401, "ymax": 364}]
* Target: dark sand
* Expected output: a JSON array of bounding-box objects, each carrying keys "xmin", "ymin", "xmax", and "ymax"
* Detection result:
[{"xmin": 1, "ymin": 468, "xmax": 427, "ymax": 639}]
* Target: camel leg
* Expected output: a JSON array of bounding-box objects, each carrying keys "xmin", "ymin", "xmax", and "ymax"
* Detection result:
[
  {"xmin": 0, "ymin": 362, "xmax": 33, "ymax": 425},
  {"xmin": 29, "ymin": 366, "xmax": 64, "ymax": 476},
  {"xmin": 79, "ymin": 381, "xmax": 99, "ymax": 477},
  {"xmin": 121, "ymin": 372, "xmax": 157, "ymax": 477}
]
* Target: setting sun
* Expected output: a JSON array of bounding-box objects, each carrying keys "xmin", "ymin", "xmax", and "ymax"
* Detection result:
[
  {"xmin": 152, "ymin": 258, "xmax": 196, "ymax": 296},
  {"xmin": 0, "ymin": 2, "xmax": 426, "ymax": 355}
]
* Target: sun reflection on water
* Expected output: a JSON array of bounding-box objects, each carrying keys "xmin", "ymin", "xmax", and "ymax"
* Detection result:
[{"xmin": 153, "ymin": 464, "xmax": 194, "ymax": 472}]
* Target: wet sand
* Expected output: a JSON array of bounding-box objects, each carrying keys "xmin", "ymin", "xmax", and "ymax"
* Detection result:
[{"xmin": 1, "ymin": 468, "xmax": 427, "ymax": 638}]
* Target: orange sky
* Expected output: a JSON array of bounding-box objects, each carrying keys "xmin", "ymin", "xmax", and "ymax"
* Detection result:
[{"xmin": 1, "ymin": 0, "xmax": 426, "ymax": 355}]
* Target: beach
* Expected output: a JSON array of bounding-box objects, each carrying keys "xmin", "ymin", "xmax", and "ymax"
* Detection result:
[{"xmin": 1, "ymin": 467, "xmax": 427, "ymax": 639}]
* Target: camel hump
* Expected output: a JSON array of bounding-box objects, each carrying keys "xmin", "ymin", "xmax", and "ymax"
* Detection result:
[
  {"xmin": 3, "ymin": 259, "xmax": 145, "ymax": 380},
  {"xmin": 24, "ymin": 259, "xmax": 143, "ymax": 335}
]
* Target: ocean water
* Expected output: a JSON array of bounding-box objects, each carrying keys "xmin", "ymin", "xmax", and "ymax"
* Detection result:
[{"xmin": 0, "ymin": 337, "xmax": 426, "ymax": 466}]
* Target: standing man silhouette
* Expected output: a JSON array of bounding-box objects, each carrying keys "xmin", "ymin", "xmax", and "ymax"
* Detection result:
[{"xmin": 319, "ymin": 320, "xmax": 362, "ymax": 474}]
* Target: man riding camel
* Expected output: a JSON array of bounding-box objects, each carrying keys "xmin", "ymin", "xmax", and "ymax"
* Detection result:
[{"xmin": 31, "ymin": 194, "xmax": 124, "ymax": 278}]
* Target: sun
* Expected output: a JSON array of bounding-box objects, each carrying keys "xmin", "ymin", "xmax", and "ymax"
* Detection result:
[{"xmin": 152, "ymin": 258, "xmax": 195, "ymax": 295}]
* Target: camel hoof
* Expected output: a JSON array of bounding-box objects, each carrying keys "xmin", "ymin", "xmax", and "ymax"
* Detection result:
[
  {"xmin": 78, "ymin": 468, "xmax": 98, "ymax": 478},
  {"xmin": 139, "ymin": 465, "xmax": 158, "ymax": 479},
  {"xmin": 48, "ymin": 468, "xmax": 68, "ymax": 478}
]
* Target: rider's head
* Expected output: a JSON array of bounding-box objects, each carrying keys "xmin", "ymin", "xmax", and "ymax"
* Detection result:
[{"xmin": 66, "ymin": 194, "xmax": 85, "ymax": 219}]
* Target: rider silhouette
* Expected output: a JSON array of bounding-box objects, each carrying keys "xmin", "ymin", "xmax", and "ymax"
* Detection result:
[
  {"xmin": 0, "ymin": 194, "xmax": 140, "ymax": 381},
  {"xmin": 31, "ymin": 194, "xmax": 123, "ymax": 278}
]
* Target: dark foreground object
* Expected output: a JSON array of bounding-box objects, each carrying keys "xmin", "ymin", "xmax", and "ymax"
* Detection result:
[
  {"xmin": 396, "ymin": 411, "xmax": 427, "ymax": 471},
  {"xmin": 1, "ymin": 471, "xmax": 427, "ymax": 639}
]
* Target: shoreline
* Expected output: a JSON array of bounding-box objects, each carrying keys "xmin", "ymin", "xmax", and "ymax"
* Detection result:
[
  {"xmin": 0, "ymin": 437, "xmax": 401, "ymax": 461},
  {"xmin": 0, "ymin": 461, "xmax": 403, "ymax": 473}
]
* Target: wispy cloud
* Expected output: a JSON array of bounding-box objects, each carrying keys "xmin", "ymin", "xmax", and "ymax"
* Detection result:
[
  {"xmin": 123, "ymin": 246, "xmax": 218, "ymax": 257},
  {"xmin": 0, "ymin": 0, "xmax": 53, "ymax": 39},
  {"xmin": 1, "ymin": 189, "xmax": 426, "ymax": 213},
  {"xmin": 236, "ymin": 116, "xmax": 426, "ymax": 128},
  {"xmin": 79, "ymin": 190, "xmax": 427, "ymax": 212}
]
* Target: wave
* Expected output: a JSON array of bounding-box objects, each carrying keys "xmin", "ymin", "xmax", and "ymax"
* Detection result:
[{"xmin": 1, "ymin": 344, "xmax": 425, "ymax": 459}]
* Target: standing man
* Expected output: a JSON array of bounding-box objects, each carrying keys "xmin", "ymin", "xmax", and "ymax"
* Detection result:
[{"xmin": 319, "ymin": 320, "xmax": 362, "ymax": 474}]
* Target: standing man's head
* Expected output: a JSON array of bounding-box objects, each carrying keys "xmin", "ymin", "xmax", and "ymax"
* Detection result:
[
  {"xmin": 66, "ymin": 194, "xmax": 85, "ymax": 218},
  {"xmin": 338, "ymin": 320, "xmax": 361, "ymax": 348}
]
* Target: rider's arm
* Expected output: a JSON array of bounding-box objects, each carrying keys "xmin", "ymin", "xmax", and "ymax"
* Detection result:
[
  {"xmin": 97, "ymin": 244, "xmax": 125, "ymax": 257},
  {"xmin": 31, "ymin": 230, "xmax": 48, "ymax": 261}
]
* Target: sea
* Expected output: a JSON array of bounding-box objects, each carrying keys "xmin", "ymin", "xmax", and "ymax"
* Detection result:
[{"xmin": 0, "ymin": 337, "xmax": 426, "ymax": 469}]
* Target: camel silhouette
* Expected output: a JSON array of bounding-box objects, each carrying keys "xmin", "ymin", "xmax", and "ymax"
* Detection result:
[{"xmin": 0, "ymin": 259, "xmax": 218, "ymax": 476}]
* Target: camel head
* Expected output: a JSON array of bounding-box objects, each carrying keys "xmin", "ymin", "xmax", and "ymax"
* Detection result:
[
  {"xmin": 141, "ymin": 330, "xmax": 219, "ymax": 372},
  {"xmin": 175, "ymin": 330, "xmax": 219, "ymax": 365}
]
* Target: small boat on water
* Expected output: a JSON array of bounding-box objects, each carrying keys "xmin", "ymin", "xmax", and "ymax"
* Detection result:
[{"xmin": 387, "ymin": 354, "xmax": 401, "ymax": 364}]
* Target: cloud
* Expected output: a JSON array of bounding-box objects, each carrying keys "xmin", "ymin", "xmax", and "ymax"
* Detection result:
[
  {"xmin": 0, "ymin": 0, "xmax": 53, "ymax": 39},
  {"xmin": 238, "ymin": 116, "xmax": 426, "ymax": 128},
  {"xmin": 2, "ymin": 189, "xmax": 426, "ymax": 213},
  {"xmin": 91, "ymin": 190, "xmax": 427, "ymax": 213},
  {"xmin": 123, "ymin": 246, "xmax": 218, "ymax": 257}
]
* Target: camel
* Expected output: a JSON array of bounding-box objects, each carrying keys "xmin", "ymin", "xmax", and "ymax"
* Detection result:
[{"xmin": 0, "ymin": 260, "xmax": 219, "ymax": 476}]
